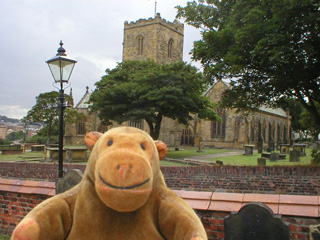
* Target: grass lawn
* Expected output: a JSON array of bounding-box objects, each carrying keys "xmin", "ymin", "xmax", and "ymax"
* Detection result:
[
  {"xmin": 0, "ymin": 147, "xmax": 316, "ymax": 167},
  {"xmin": 166, "ymin": 147, "xmax": 229, "ymax": 159},
  {"xmin": 0, "ymin": 151, "xmax": 44, "ymax": 162},
  {"xmin": 205, "ymin": 148, "xmax": 313, "ymax": 166},
  {"xmin": 0, "ymin": 235, "xmax": 10, "ymax": 240}
]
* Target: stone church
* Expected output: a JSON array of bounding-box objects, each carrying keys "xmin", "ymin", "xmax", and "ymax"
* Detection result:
[{"xmin": 65, "ymin": 13, "xmax": 291, "ymax": 149}]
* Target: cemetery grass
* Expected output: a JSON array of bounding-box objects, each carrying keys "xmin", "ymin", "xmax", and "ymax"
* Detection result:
[
  {"xmin": 0, "ymin": 235, "xmax": 10, "ymax": 240},
  {"xmin": 166, "ymin": 148, "xmax": 229, "ymax": 159},
  {"xmin": 205, "ymin": 148, "xmax": 313, "ymax": 166},
  {"xmin": 0, "ymin": 151, "xmax": 44, "ymax": 162}
]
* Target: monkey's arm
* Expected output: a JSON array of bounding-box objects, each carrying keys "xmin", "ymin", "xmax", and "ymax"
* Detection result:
[
  {"xmin": 11, "ymin": 187, "xmax": 78, "ymax": 240},
  {"xmin": 158, "ymin": 189, "xmax": 207, "ymax": 240}
]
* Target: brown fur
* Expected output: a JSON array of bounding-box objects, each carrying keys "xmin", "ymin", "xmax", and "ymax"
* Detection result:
[{"xmin": 11, "ymin": 127, "xmax": 207, "ymax": 240}]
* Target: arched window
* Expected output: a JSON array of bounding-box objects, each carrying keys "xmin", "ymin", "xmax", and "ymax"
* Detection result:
[
  {"xmin": 168, "ymin": 38, "xmax": 173, "ymax": 58},
  {"xmin": 211, "ymin": 108, "xmax": 226, "ymax": 139},
  {"xmin": 76, "ymin": 120, "xmax": 86, "ymax": 135},
  {"xmin": 129, "ymin": 120, "xmax": 143, "ymax": 130},
  {"xmin": 98, "ymin": 124, "xmax": 108, "ymax": 133},
  {"xmin": 250, "ymin": 118, "xmax": 255, "ymax": 143},
  {"xmin": 180, "ymin": 127, "xmax": 194, "ymax": 146},
  {"xmin": 137, "ymin": 35, "xmax": 144, "ymax": 55}
]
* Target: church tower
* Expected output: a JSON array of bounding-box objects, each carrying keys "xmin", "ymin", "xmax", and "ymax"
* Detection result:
[{"xmin": 123, "ymin": 13, "xmax": 184, "ymax": 64}]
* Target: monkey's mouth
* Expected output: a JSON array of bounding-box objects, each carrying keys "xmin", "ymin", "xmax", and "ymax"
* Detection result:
[{"xmin": 98, "ymin": 172, "xmax": 150, "ymax": 190}]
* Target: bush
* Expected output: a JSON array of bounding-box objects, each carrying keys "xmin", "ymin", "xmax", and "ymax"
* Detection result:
[
  {"xmin": 0, "ymin": 138, "xmax": 12, "ymax": 145},
  {"xmin": 311, "ymin": 149, "xmax": 320, "ymax": 164},
  {"xmin": 29, "ymin": 135, "xmax": 58, "ymax": 144}
]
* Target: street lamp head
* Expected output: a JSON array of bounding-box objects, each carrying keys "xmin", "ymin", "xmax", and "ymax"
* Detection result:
[{"xmin": 46, "ymin": 40, "xmax": 77, "ymax": 84}]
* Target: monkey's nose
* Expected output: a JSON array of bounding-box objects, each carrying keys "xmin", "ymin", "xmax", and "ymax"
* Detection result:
[{"xmin": 117, "ymin": 164, "xmax": 133, "ymax": 182}]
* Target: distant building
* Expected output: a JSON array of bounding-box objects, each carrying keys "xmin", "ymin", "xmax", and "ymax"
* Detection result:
[{"xmin": 65, "ymin": 14, "xmax": 291, "ymax": 149}]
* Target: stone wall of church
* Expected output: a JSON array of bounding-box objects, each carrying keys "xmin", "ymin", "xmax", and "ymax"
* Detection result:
[
  {"xmin": 65, "ymin": 109, "xmax": 101, "ymax": 146},
  {"xmin": 123, "ymin": 13, "xmax": 184, "ymax": 64},
  {"xmin": 199, "ymin": 81, "xmax": 290, "ymax": 149}
]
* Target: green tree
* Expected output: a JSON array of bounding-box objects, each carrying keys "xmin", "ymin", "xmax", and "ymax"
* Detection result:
[
  {"xmin": 23, "ymin": 91, "xmax": 79, "ymax": 143},
  {"xmin": 90, "ymin": 60, "xmax": 218, "ymax": 139},
  {"xmin": 299, "ymin": 102, "xmax": 320, "ymax": 140},
  {"xmin": 176, "ymin": 0, "xmax": 320, "ymax": 129},
  {"xmin": 6, "ymin": 130, "xmax": 24, "ymax": 142},
  {"xmin": 278, "ymin": 98, "xmax": 304, "ymax": 134}
]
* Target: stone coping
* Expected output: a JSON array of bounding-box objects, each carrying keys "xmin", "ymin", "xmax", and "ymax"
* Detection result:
[{"xmin": 0, "ymin": 179, "xmax": 319, "ymax": 218}]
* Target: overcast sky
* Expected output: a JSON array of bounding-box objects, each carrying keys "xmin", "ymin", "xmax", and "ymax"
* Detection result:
[{"xmin": 0, "ymin": 0, "xmax": 202, "ymax": 120}]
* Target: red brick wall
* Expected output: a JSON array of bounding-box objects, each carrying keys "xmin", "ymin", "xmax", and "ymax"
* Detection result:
[
  {"xmin": 1, "ymin": 162, "xmax": 320, "ymax": 195},
  {"xmin": 0, "ymin": 191, "xmax": 50, "ymax": 235},
  {"xmin": 196, "ymin": 210, "xmax": 319, "ymax": 240},
  {"xmin": 1, "ymin": 192, "xmax": 316, "ymax": 240}
]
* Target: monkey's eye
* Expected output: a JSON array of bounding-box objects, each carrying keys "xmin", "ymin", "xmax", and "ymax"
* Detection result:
[
  {"xmin": 140, "ymin": 143, "xmax": 146, "ymax": 150},
  {"xmin": 108, "ymin": 140, "xmax": 113, "ymax": 146}
]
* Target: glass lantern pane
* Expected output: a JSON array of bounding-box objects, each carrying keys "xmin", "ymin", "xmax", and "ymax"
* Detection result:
[
  {"xmin": 61, "ymin": 63, "xmax": 75, "ymax": 82},
  {"xmin": 48, "ymin": 62, "xmax": 62, "ymax": 82},
  {"xmin": 48, "ymin": 59, "xmax": 75, "ymax": 82}
]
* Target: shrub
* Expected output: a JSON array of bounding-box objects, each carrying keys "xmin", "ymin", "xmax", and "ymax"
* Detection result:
[{"xmin": 311, "ymin": 149, "xmax": 320, "ymax": 164}]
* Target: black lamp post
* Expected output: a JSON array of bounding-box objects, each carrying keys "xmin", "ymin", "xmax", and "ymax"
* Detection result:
[{"xmin": 46, "ymin": 41, "xmax": 77, "ymax": 178}]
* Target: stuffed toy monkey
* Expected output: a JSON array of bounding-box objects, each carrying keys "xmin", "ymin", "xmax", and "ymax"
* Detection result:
[{"xmin": 11, "ymin": 127, "xmax": 207, "ymax": 240}]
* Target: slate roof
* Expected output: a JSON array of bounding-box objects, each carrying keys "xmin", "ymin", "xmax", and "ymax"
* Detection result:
[{"xmin": 75, "ymin": 86, "xmax": 92, "ymax": 109}]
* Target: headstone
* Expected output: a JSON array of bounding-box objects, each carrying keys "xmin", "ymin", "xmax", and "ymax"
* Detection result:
[
  {"xmin": 244, "ymin": 145, "xmax": 254, "ymax": 156},
  {"xmin": 269, "ymin": 141, "xmax": 275, "ymax": 151},
  {"xmin": 279, "ymin": 144, "xmax": 290, "ymax": 154},
  {"xmin": 55, "ymin": 169, "xmax": 83, "ymax": 194},
  {"xmin": 310, "ymin": 224, "xmax": 320, "ymax": 240},
  {"xmin": 216, "ymin": 160, "xmax": 224, "ymax": 166},
  {"xmin": 257, "ymin": 158, "xmax": 266, "ymax": 166},
  {"xmin": 270, "ymin": 152, "xmax": 279, "ymax": 162},
  {"xmin": 289, "ymin": 150, "xmax": 300, "ymax": 162},
  {"xmin": 293, "ymin": 143, "xmax": 307, "ymax": 156},
  {"xmin": 224, "ymin": 202, "xmax": 290, "ymax": 240}
]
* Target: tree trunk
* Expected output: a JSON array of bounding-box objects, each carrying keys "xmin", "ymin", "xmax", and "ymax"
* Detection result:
[
  {"xmin": 47, "ymin": 118, "xmax": 52, "ymax": 144},
  {"xmin": 145, "ymin": 115, "xmax": 163, "ymax": 140}
]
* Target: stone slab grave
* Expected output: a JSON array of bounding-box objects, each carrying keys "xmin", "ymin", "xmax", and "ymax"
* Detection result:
[
  {"xmin": 224, "ymin": 202, "xmax": 289, "ymax": 240},
  {"xmin": 56, "ymin": 169, "xmax": 83, "ymax": 194},
  {"xmin": 270, "ymin": 152, "xmax": 279, "ymax": 162},
  {"xmin": 244, "ymin": 145, "xmax": 254, "ymax": 156},
  {"xmin": 293, "ymin": 143, "xmax": 307, "ymax": 156},
  {"xmin": 289, "ymin": 150, "xmax": 300, "ymax": 162}
]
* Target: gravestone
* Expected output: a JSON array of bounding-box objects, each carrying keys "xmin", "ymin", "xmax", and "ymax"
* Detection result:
[
  {"xmin": 289, "ymin": 150, "xmax": 300, "ymax": 162},
  {"xmin": 293, "ymin": 143, "xmax": 307, "ymax": 156},
  {"xmin": 310, "ymin": 224, "xmax": 320, "ymax": 240},
  {"xmin": 224, "ymin": 202, "xmax": 290, "ymax": 240},
  {"xmin": 257, "ymin": 157, "xmax": 266, "ymax": 166},
  {"xmin": 55, "ymin": 169, "xmax": 83, "ymax": 194},
  {"xmin": 244, "ymin": 145, "xmax": 254, "ymax": 156},
  {"xmin": 270, "ymin": 152, "xmax": 279, "ymax": 162},
  {"xmin": 268, "ymin": 141, "xmax": 275, "ymax": 152},
  {"xmin": 279, "ymin": 144, "xmax": 290, "ymax": 154}
]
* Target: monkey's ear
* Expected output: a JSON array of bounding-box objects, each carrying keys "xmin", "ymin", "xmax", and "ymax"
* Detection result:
[
  {"xmin": 154, "ymin": 141, "xmax": 168, "ymax": 160},
  {"xmin": 84, "ymin": 132, "xmax": 103, "ymax": 150}
]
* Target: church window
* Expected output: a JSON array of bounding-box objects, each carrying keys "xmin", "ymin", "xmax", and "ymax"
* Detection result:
[
  {"xmin": 211, "ymin": 109, "xmax": 226, "ymax": 138},
  {"xmin": 129, "ymin": 120, "xmax": 143, "ymax": 130},
  {"xmin": 180, "ymin": 127, "xmax": 194, "ymax": 146},
  {"xmin": 137, "ymin": 36, "xmax": 144, "ymax": 55},
  {"xmin": 168, "ymin": 38, "xmax": 173, "ymax": 58},
  {"xmin": 98, "ymin": 124, "xmax": 108, "ymax": 133},
  {"xmin": 77, "ymin": 120, "xmax": 86, "ymax": 135}
]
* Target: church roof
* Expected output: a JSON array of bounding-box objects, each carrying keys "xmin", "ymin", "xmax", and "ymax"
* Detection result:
[
  {"xmin": 75, "ymin": 86, "xmax": 92, "ymax": 109},
  {"xmin": 205, "ymin": 80, "xmax": 288, "ymax": 118},
  {"xmin": 258, "ymin": 106, "xmax": 287, "ymax": 118}
]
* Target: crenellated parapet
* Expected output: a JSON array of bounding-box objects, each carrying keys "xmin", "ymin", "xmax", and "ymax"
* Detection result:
[{"xmin": 124, "ymin": 13, "xmax": 184, "ymax": 35}]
